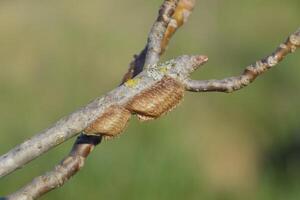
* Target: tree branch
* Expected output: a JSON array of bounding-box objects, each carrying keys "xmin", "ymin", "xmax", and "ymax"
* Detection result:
[
  {"xmin": 122, "ymin": 0, "xmax": 195, "ymax": 83},
  {"xmin": 161, "ymin": 0, "xmax": 196, "ymax": 54},
  {"xmin": 184, "ymin": 28, "xmax": 300, "ymax": 93},
  {"xmin": 1, "ymin": 54, "xmax": 208, "ymax": 199},
  {"xmin": 1, "ymin": 1, "xmax": 197, "ymax": 199},
  {"xmin": 0, "ymin": 0, "xmax": 181, "ymax": 179},
  {"xmin": 121, "ymin": 0, "xmax": 179, "ymax": 82},
  {"xmin": 1, "ymin": 1, "xmax": 299, "ymax": 199},
  {"xmin": 4, "ymin": 134, "xmax": 102, "ymax": 200}
]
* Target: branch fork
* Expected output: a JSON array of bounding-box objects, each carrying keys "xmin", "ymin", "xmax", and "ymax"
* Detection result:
[{"xmin": 1, "ymin": 1, "xmax": 299, "ymax": 199}]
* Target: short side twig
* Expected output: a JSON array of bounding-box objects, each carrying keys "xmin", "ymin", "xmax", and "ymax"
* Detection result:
[
  {"xmin": 184, "ymin": 28, "xmax": 300, "ymax": 93},
  {"xmin": 4, "ymin": 135, "xmax": 102, "ymax": 200}
]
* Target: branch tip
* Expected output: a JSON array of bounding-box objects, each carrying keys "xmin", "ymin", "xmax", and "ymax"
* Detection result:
[{"xmin": 184, "ymin": 28, "xmax": 300, "ymax": 93}]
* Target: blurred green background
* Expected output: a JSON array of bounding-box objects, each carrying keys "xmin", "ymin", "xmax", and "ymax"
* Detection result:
[{"xmin": 1, "ymin": 0, "xmax": 300, "ymax": 199}]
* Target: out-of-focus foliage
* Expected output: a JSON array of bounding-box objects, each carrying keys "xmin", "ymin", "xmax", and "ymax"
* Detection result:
[{"xmin": 0, "ymin": 0, "xmax": 300, "ymax": 199}]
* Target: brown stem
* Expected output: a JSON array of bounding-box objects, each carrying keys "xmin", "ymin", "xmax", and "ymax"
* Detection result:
[{"xmin": 161, "ymin": 0, "xmax": 196, "ymax": 54}]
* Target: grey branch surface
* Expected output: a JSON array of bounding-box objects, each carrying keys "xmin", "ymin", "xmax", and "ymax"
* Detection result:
[
  {"xmin": 121, "ymin": 0, "xmax": 180, "ymax": 83},
  {"xmin": 144, "ymin": 0, "xmax": 178, "ymax": 67},
  {"xmin": 184, "ymin": 28, "xmax": 300, "ymax": 93},
  {"xmin": 1, "ymin": 0, "xmax": 300, "ymax": 199}
]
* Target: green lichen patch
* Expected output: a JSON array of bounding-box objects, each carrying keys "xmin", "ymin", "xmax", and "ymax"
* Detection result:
[{"xmin": 125, "ymin": 78, "xmax": 140, "ymax": 88}]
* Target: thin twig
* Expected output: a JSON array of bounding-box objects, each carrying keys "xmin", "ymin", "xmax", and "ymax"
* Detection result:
[
  {"xmin": 122, "ymin": 0, "xmax": 179, "ymax": 83},
  {"xmin": 4, "ymin": 135, "xmax": 102, "ymax": 200},
  {"xmin": 122, "ymin": 0, "xmax": 195, "ymax": 83},
  {"xmin": 144, "ymin": 0, "xmax": 179, "ymax": 67},
  {"xmin": 161, "ymin": 0, "xmax": 196, "ymax": 54},
  {"xmin": 184, "ymin": 28, "xmax": 300, "ymax": 93}
]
